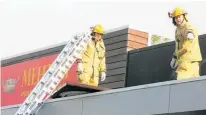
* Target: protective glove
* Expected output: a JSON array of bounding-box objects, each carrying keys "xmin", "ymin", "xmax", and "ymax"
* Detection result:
[
  {"xmin": 170, "ymin": 58, "xmax": 177, "ymax": 69},
  {"xmin": 77, "ymin": 63, "xmax": 83, "ymax": 74},
  {"xmin": 100, "ymin": 72, "xmax": 106, "ymax": 81}
]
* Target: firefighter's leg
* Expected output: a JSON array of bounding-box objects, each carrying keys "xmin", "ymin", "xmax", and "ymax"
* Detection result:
[
  {"xmin": 88, "ymin": 70, "xmax": 99, "ymax": 87},
  {"xmin": 89, "ymin": 76, "xmax": 99, "ymax": 87},
  {"xmin": 176, "ymin": 61, "xmax": 200, "ymax": 80},
  {"xmin": 192, "ymin": 62, "xmax": 200, "ymax": 77},
  {"xmin": 78, "ymin": 73, "xmax": 90, "ymax": 85},
  {"xmin": 78, "ymin": 69, "xmax": 93, "ymax": 85}
]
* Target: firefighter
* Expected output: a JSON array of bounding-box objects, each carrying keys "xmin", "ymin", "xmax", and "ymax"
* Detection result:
[
  {"xmin": 76, "ymin": 24, "xmax": 106, "ymax": 86},
  {"xmin": 169, "ymin": 7, "xmax": 202, "ymax": 80}
]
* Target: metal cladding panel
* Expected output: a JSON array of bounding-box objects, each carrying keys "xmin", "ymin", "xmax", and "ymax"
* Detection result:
[
  {"xmin": 37, "ymin": 99, "xmax": 83, "ymax": 115},
  {"xmin": 100, "ymin": 74, "xmax": 125, "ymax": 84},
  {"xmin": 103, "ymin": 28, "xmax": 129, "ymax": 39},
  {"xmin": 106, "ymin": 47, "xmax": 127, "ymax": 57},
  {"xmin": 105, "ymin": 41, "xmax": 127, "ymax": 51},
  {"xmin": 126, "ymin": 44, "xmax": 175, "ymax": 86},
  {"xmin": 82, "ymin": 85, "xmax": 170, "ymax": 115},
  {"xmin": 169, "ymin": 79, "xmax": 206, "ymax": 113},
  {"xmin": 199, "ymin": 35, "xmax": 206, "ymax": 75},
  {"xmin": 104, "ymin": 34, "xmax": 128, "ymax": 45},
  {"xmin": 2, "ymin": 77, "xmax": 206, "ymax": 115},
  {"xmin": 106, "ymin": 61, "xmax": 127, "ymax": 70},
  {"xmin": 1, "ymin": 107, "xmax": 19, "ymax": 115},
  {"xmin": 107, "ymin": 67, "xmax": 126, "ymax": 76},
  {"xmin": 1, "ymin": 99, "xmax": 83, "ymax": 115},
  {"xmin": 99, "ymin": 81, "xmax": 125, "ymax": 89},
  {"xmin": 106, "ymin": 54, "xmax": 127, "ymax": 64}
]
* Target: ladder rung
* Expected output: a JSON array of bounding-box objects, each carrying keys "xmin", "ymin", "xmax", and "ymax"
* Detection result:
[
  {"xmin": 15, "ymin": 32, "xmax": 92, "ymax": 115},
  {"xmin": 36, "ymin": 82, "xmax": 45, "ymax": 91}
]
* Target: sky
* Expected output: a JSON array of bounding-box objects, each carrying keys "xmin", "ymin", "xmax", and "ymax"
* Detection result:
[{"xmin": 1, "ymin": 0, "xmax": 206, "ymax": 59}]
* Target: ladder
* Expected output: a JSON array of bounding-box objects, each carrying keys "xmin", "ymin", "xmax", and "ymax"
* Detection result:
[{"xmin": 15, "ymin": 32, "xmax": 92, "ymax": 115}]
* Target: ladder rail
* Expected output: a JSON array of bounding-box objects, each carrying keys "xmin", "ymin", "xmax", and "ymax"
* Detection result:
[
  {"xmin": 15, "ymin": 37, "xmax": 80, "ymax": 114},
  {"xmin": 15, "ymin": 32, "xmax": 92, "ymax": 115}
]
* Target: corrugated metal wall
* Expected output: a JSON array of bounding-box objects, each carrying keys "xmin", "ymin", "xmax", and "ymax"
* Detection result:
[{"xmin": 100, "ymin": 28, "xmax": 148, "ymax": 88}]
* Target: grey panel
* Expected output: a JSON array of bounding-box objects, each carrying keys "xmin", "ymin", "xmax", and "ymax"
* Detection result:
[
  {"xmin": 1, "ymin": 99, "xmax": 82, "ymax": 115},
  {"xmin": 82, "ymin": 85, "xmax": 170, "ymax": 115},
  {"xmin": 106, "ymin": 47, "xmax": 127, "ymax": 57},
  {"xmin": 105, "ymin": 41, "xmax": 127, "ymax": 51},
  {"xmin": 1, "ymin": 107, "xmax": 18, "ymax": 115},
  {"xmin": 169, "ymin": 79, "xmax": 206, "ymax": 113},
  {"xmin": 199, "ymin": 34, "xmax": 206, "ymax": 40},
  {"xmin": 37, "ymin": 99, "xmax": 82, "ymax": 115},
  {"xmin": 2, "ymin": 77, "xmax": 206, "ymax": 115},
  {"xmin": 106, "ymin": 54, "xmax": 127, "ymax": 64},
  {"xmin": 99, "ymin": 81, "xmax": 125, "ymax": 89},
  {"xmin": 103, "ymin": 28, "xmax": 128, "ymax": 39},
  {"xmin": 104, "ymin": 34, "xmax": 128, "ymax": 45},
  {"xmin": 107, "ymin": 67, "xmax": 126, "ymax": 76},
  {"xmin": 100, "ymin": 74, "xmax": 125, "ymax": 84},
  {"xmin": 126, "ymin": 44, "xmax": 175, "ymax": 87},
  {"xmin": 107, "ymin": 61, "xmax": 127, "ymax": 70}
]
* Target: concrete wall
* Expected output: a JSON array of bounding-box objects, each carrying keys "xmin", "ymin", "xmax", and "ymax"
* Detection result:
[{"xmin": 2, "ymin": 76, "xmax": 206, "ymax": 115}]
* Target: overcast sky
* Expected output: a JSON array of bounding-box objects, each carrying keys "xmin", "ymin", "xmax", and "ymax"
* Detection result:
[{"xmin": 1, "ymin": 0, "xmax": 206, "ymax": 59}]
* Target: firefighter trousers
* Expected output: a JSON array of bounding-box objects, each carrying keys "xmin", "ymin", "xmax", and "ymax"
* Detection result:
[
  {"xmin": 176, "ymin": 61, "xmax": 200, "ymax": 80},
  {"xmin": 78, "ymin": 68, "xmax": 99, "ymax": 87}
]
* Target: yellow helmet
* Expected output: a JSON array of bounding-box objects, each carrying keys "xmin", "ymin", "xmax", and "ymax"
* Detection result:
[
  {"xmin": 168, "ymin": 7, "xmax": 189, "ymax": 25},
  {"xmin": 92, "ymin": 24, "xmax": 104, "ymax": 34},
  {"xmin": 171, "ymin": 7, "xmax": 187, "ymax": 18}
]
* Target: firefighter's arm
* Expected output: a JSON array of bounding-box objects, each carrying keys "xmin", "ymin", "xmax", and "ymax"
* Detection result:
[
  {"xmin": 178, "ymin": 28, "xmax": 196, "ymax": 57},
  {"xmin": 173, "ymin": 41, "xmax": 178, "ymax": 59},
  {"xmin": 76, "ymin": 43, "xmax": 88, "ymax": 73},
  {"xmin": 77, "ymin": 41, "xmax": 89, "ymax": 63},
  {"xmin": 76, "ymin": 51, "xmax": 84, "ymax": 73},
  {"xmin": 170, "ymin": 41, "xmax": 178, "ymax": 69},
  {"xmin": 100, "ymin": 55, "xmax": 106, "ymax": 72},
  {"xmin": 100, "ymin": 56, "xmax": 106, "ymax": 81},
  {"xmin": 173, "ymin": 29, "xmax": 178, "ymax": 59},
  {"xmin": 178, "ymin": 49, "xmax": 187, "ymax": 57},
  {"xmin": 76, "ymin": 51, "xmax": 83, "ymax": 63},
  {"xmin": 99, "ymin": 41, "xmax": 106, "ymax": 73}
]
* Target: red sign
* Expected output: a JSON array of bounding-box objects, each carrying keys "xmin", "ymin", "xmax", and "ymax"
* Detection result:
[{"xmin": 1, "ymin": 53, "xmax": 78, "ymax": 106}]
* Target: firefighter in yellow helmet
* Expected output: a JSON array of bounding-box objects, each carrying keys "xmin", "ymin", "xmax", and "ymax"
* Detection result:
[
  {"xmin": 76, "ymin": 24, "xmax": 106, "ymax": 86},
  {"xmin": 168, "ymin": 7, "xmax": 202, "ymax": 80}
]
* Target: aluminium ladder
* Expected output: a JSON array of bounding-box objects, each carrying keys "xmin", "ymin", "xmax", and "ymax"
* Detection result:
[{"xmin": 15, "ymin": 32, "xmax": 92, "ymax": 115}]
